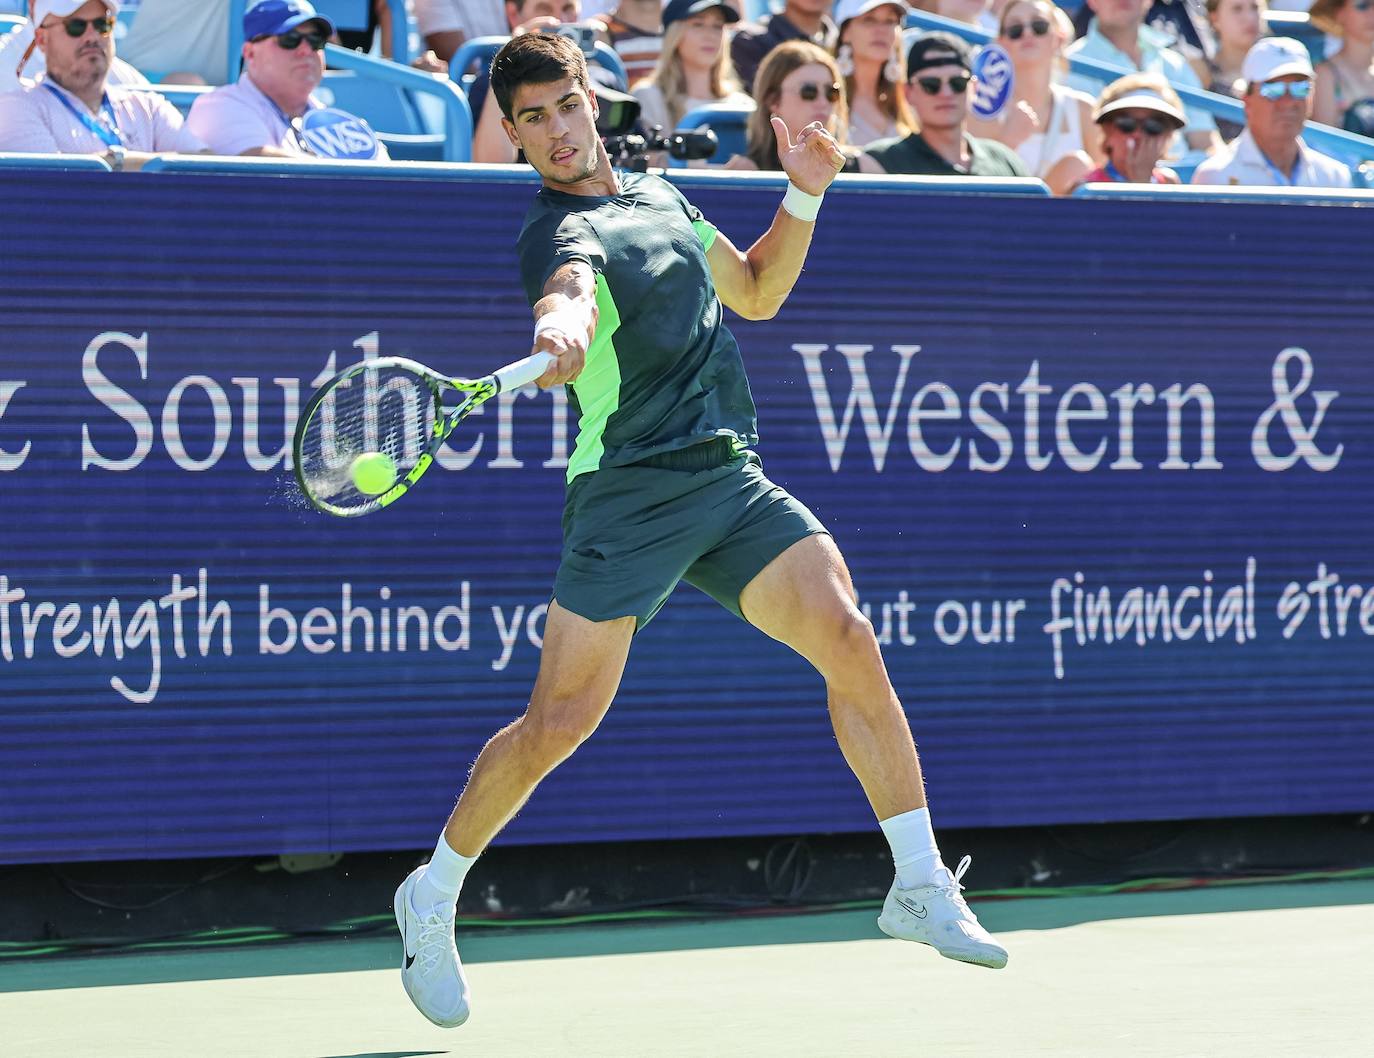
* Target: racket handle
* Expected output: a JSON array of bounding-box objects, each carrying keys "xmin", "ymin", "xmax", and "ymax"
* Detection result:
[{"xmin": 493, "ymin": 351, "xmax": 557, "ymax": 393}]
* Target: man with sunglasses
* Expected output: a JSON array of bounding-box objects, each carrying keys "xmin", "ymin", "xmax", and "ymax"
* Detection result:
[
  {"xmin": 186, "ymin": 0, "xmax": 388, "ymax": 160},
  {"xmin": 1192, "ymin": 36, "xmax": 1351, "ymax": 188},
  {"xmin": 858, "ymin": 31, "xmax": 1029, "ymax": 176},
  {"xmin": 0, "ymin": 0, "xmax": 207, "ymax": 169}
]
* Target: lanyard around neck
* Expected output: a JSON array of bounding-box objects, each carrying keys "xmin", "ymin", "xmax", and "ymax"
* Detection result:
[
  {"xmin": 262, "ymin": 91, "xmax": 319, "ymax": 155},
  {"xmin": 44, "ymin": 83, "xmax": 122, "ymax": 148},
  {"xmin": 1257, "ymin": 144, "xmax": 1302, "ymax": 187}
]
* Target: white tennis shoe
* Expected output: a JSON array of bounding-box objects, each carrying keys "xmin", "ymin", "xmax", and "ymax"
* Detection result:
[
  {"xmin": 394, "ymin": 865, "xmax": 471, "ymax": 1027},
  {"xmin": 877, "ymin": 854, "xmax": 1008, "ymax": 969}
]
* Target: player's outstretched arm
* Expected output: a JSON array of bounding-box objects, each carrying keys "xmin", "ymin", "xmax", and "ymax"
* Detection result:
[
  {"xmin": 531, "ymin": 260, "xmax": 599, "ymax": 388},
  {"xmin": 707, "ymin": 116, "xmax": 846, "ymax": 321}
]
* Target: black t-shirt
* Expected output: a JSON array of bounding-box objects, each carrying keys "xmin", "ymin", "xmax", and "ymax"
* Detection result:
[{"xmin": 517, "ymin": 171, "xmax": 759, "ymax": 483}]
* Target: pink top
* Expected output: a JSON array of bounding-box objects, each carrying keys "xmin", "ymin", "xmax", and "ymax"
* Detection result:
[
  {"xmin": 1083, "ymin": 164, "xmax": 1180, "ymax": 185},
  {"xmin": 0, "ymin": 75, "xmax": 205, "ymax": 155}
]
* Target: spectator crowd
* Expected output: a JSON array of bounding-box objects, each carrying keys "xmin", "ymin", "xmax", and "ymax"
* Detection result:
[{"xmin": 0, "ymin": 0, "xmax": 1363, "ymax": 190}]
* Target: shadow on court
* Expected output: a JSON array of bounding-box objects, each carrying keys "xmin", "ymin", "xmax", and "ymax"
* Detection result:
[
  {"xmin": 3, "ymin": 878, "xmax": 1370, "ymax": 995},
  {"xmin": 314, "ymin": 1052, "xmax": 446, "ymax": 1058}
]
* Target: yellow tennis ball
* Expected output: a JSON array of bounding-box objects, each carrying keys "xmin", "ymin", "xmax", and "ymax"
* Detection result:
[{"xmin": 350, "ymin": 452, "xmax": 397, "ymax": 496}]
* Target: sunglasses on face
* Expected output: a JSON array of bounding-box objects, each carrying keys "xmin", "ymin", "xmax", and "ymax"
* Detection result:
[
  {"xmin": 1004, "ymin": 18, "xmax": 1051, "ymax": 40},
  {"xmin": 795, "ymin": 81, "xmax": 842, "ymax": 102},
  {"xmin": 1257, "ymin": 80, "xmax": 1313, "ymax": 100},
  {"xmin": 255, "ymin": 29, "xmax": 328, "ymax": 52},
  {"xmin": 1109, "ymin": 114, "xmax": 1169, "ymax": 135},
  {"xmin": 59, "ymin": 16, "xmax": 115, "ymax": 38},
  {"xmin": 916, "ymin": 74, "xmax": 971, "ymax": 95}
]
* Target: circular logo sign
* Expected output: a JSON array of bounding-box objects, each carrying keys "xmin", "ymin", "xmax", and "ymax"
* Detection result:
[
  {"xmin": 970, "ymin": 43, "xmax": 1014, "ymax": 121},
  {"xmin": 300, "ymin": 108, "xmax": 381, "ymax": 161}
]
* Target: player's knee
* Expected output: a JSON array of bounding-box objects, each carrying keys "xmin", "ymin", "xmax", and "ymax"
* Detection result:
[
  {"xmin": 815, "ymin": 606, "xmax": 882, "ymax": 676},
  {"xmin": 834, "ymin": 606, "xmax": 879, "ymax": 656},
  {"xmin": 520, "ymin": 700, "xmax": 605, "ymax": 766}
]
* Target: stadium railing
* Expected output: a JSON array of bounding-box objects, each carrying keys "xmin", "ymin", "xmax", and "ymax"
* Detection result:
[
  {"xmin": 319, "ymin": 44, "xmax": 472, "ymax": 162},
  {"xmin": 668, "ymin": 167, "xmax": 1052, "ymax": 197},
  {"xmin": 137, "ymin": 156, "xmax": 524, "ymax": 178},
  {"xmin": 125, "ymin": 158, "xmax": 1052, "ymax": 204},
  {"xmin": 1074, "ymin": 182, "xmax": 1374, "ymax": 204},
  {"xmin": 0, "ymin": 151, "xmax": 111, "ymax": 170},
  {"xmin": 902, "ymin": 10, "xmax": 1374, "ymax": 174}
]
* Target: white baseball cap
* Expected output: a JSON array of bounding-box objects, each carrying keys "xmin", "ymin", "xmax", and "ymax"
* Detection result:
[
  {"xmin": 834, "ymin": 0, "xmax": 909, "ymax": 26},
  {"xmin": 1241, "ymin": 36, "xmax": 1315, "ymax": 86},
  {"xmin": 31, "ymin": 1, "xmax": 120, "ymax": 26}
]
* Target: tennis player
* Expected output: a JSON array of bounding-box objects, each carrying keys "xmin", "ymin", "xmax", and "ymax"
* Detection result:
[{"xmin": 394, "ymin": 30, "xmax": 1007, "ymax": 1028}]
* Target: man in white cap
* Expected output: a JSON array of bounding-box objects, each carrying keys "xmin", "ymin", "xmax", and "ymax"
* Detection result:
[
  {"xmin": 0, "ymin": 0, "xmax": 207, "ymax": 168},
  {"xmin": 1193, "ymin": 36, "xmax": 1351, "ymax": 188}
]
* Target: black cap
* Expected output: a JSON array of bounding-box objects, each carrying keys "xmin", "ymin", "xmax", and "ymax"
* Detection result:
[
  {"xmin": 661, "ymin": 0, "xmax": 741, "ymax": 31},
  {"xmin": 906, "ymin": 31, "xmax": 973, "ymax": 78}
]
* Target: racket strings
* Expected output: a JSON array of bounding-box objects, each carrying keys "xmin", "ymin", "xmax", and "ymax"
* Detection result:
[{"xmin": 298, "ymin": 364, "xmax": 437, "ymax": 510}]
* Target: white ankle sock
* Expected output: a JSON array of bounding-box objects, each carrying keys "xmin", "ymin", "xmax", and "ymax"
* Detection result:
[
  {"xmin": 412, "ymin": 833, "xmax": 477, "ymax": 914},
  {"xmin": 880, "ymin": 807, "xmax": 944, "ymax": 889}
]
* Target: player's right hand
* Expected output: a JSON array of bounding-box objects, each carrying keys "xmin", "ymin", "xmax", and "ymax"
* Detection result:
[{"xmin": 532, "ymin": 302, "xmax": 596, "ymax": 388}]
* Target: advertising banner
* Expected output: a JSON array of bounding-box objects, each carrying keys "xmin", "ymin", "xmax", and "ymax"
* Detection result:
[{"xmin": 1, "ymin": 170, "xmax": 1371, "ymax": 863}]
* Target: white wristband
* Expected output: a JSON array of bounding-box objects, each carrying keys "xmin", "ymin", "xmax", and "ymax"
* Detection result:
[
  {"xmin": 781, "ymin": 183, "xmax": 823, "ymax": 222},
  {"xmin": 534, "ymin": 304, "xmax": 592, "ymax": 343}
]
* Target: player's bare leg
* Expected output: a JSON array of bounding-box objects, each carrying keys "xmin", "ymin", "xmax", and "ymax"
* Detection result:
[
  {"xmin": 739, "ymin": 535, "xmax": 922, "ymax": 818},
  {"xmin": 739, "ymin": 534, "xmax": 1007, "ymax": 968},
  {"xmin": 444, "ymin": 602, "xmax": 635, "ymax": 854},
  {"xmin": 396, "ymin": 602, "xmax": 636, "ymax": 1026}
]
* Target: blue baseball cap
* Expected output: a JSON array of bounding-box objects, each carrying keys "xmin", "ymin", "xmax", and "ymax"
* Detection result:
[
  {"xmin": 661, "ymin": 0, "xmax": 741, "ymax": 31},
  {"xmin": 244, "ymin": 0, "xmax": 334, "ymax": 40}
]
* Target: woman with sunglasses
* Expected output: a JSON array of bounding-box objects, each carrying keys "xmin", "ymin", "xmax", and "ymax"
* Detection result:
[
  {"xmin": 724, "ymin": 40, "xmax": 861, "ymax": 170},
  {"xmin": 1310, "ymin": 0, "xmax": 1374, "ymax": 133},
  {"xmin": 631, "ymin": 0, "xmax": 751, "ymax": 164},
  {"xmin": 966, "ymin": 0, "xmax": 1098, "ymax": 193},
  {"xmin": 1079, "ymin": 73, "xmax": 1186, "ymax": 185},
  {"xmin": 832, "ymin": 0, "xmax": 915, "ymax": 147}
]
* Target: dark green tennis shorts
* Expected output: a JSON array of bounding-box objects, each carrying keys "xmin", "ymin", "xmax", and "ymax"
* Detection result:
[{"xmin": 554, "ymin": 438, "xmax": 829, "ymax": 629}]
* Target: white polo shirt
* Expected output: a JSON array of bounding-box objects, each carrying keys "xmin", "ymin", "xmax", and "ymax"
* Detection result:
[
  {"xmin": 1191, "ymin": 128, "xmax": 1352, "ymax": 188},
  {"xmin": 186, "ymin": 73, "xmax": 389, "ymax": 159},
  {"xmin": 0, "ymin": 74, "xmax": 205, "ymax": 154}
]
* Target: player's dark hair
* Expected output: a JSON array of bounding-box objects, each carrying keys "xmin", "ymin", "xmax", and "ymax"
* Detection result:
[{"xmin": 490, "ymin": 32, "xmax": 592, "ymax": 123}]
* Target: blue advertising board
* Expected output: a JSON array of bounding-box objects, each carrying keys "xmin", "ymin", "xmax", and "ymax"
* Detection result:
[{"xmin": 1, "ymin": 169, "xmax": 1372, "ymax": 864}]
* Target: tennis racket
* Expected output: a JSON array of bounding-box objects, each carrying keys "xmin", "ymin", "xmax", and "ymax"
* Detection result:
[{"xmin": 292, "ymin": 351, "xmax": 555, "ymax": 517}]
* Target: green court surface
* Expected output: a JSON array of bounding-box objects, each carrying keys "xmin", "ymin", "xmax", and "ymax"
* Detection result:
[{"xmin": 2, "ymin": 879, "xmax": 1370, "ymax": 1058}]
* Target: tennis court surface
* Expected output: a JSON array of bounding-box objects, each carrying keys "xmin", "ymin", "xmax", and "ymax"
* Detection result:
[{"xmin": 2, "ymin": 877, "xmax": 1370, "ymax": 1058}]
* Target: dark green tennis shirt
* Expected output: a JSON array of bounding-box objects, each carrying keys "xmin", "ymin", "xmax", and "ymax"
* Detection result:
[{"xmin": 517, "ymin": 171, "xmax": 759, "ymax": 483}]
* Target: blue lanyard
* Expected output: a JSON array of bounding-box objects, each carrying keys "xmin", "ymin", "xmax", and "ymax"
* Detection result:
[
  {"xmin": 1259, "ymin": 148, "xmax": 1302, "ymax": 187},
  {"xmin": 265, "ymin": 95, "xmax": 318, "ymax": 155},
  {"xmin": 44, "ymin": 83, "xmax": 123, "ymax": 148}
]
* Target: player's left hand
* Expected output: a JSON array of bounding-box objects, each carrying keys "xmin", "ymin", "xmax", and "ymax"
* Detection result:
[{"xmin": 773, "ymin": 117, "xmax": 847, "ymax": 196}]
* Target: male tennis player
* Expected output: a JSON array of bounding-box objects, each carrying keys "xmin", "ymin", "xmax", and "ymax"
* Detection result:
[{"xmin": 394, "ymin": 31, "xmax": 1007, "ymax": 1028}]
